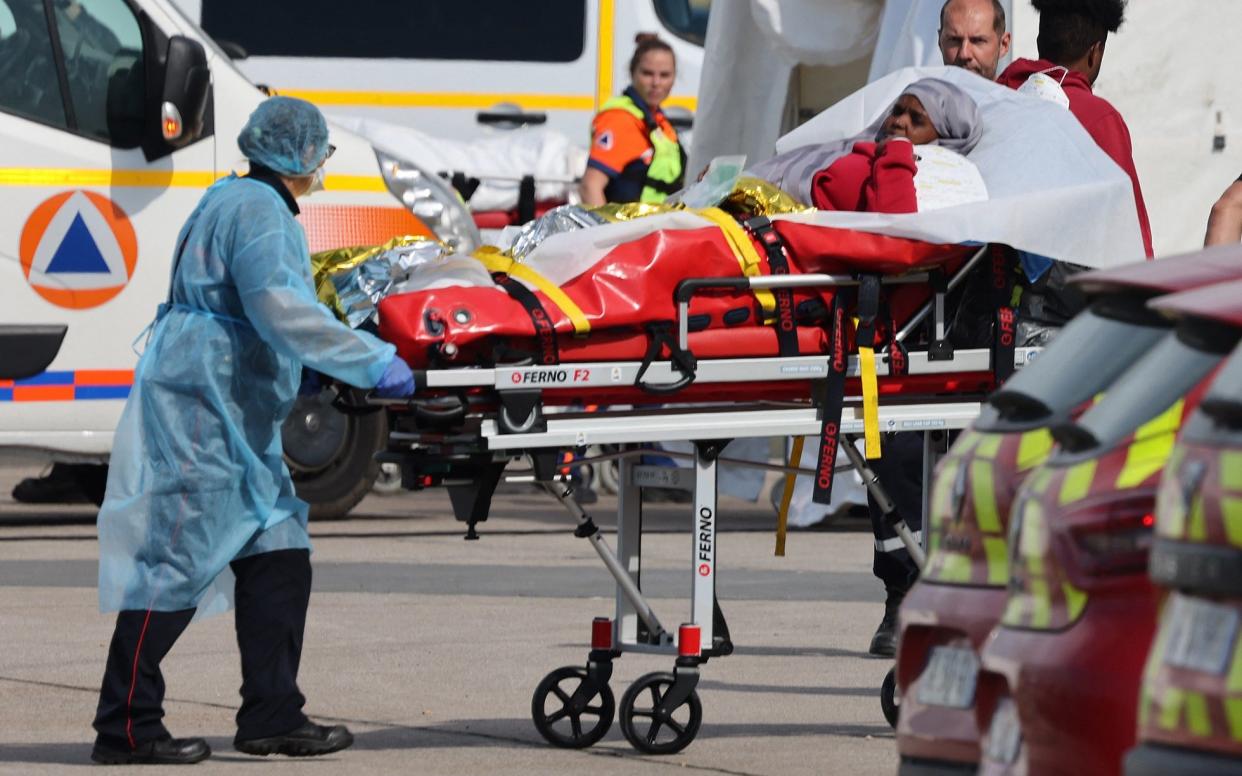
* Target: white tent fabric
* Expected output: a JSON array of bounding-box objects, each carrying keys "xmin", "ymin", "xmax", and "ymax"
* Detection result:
[
  {"xmin": 332, "ymin": 116, "xmax": 587, "ymax": 212},
  {"xmin": 686, "ymin": 0, "xmax": 883, "ymax": 179}
]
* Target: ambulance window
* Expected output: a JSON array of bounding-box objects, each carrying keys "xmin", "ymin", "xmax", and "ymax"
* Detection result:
[
  {"xmin": 201, "ymin": 0, "xmax": 587, "ymax": 62},
  {"xmin": 51, "ymin": 0, "xmax": 144, "ymax": 146},
  {"xmin": 655, "ymin": 0, "xmax": 711, "ymax": 46},
  {"xmin": 0, "ymin": 0, "xmax": 69, "ymax": 129}
]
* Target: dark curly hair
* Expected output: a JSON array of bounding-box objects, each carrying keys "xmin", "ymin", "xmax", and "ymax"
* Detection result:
[{"xmin": 1032, "ymin": 0, "xmax": 1127, "ymax": 63}]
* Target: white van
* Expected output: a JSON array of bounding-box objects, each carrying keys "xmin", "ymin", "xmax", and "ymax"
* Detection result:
[
  {"xmin": 170, "ymin": 0, "xmax": 709, "ymax": 144},
  {"xmin": 0, "ymin": 0, "xmax": 479, "ymax": 516}
]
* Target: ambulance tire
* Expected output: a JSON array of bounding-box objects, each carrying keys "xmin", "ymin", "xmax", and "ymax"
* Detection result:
[
  {"xmin": 283, "ymin": 388, "xmax": 386, "ymax": 520},
  {"xmin": 880, "ymin": 667, "xmax": 900, "ymax": 728}
]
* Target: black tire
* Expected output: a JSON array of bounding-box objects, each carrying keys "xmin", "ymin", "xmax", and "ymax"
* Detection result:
[
  {"xmin": 282, "ymin": 388, "xmax": 386, "ymax": 520},
  {"xmin": 531, "ymin": 666, "xmax": 615, "ymax": 749},
  {"xmin": 880, "ymin": 667, "xmax": 900, "ymax": 728},
  {"xmin": 618, "ymin": 671, "xmax": 702, "ymax": 755}
]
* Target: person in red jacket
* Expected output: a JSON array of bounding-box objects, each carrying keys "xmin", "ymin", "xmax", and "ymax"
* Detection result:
[
  {"xmin": 752, "ymin": 78, "xmax": 982, "ymax": 214},
  {"xmin": 997, "ymin": 0, "xmax": 1153, "ymax": 257}
]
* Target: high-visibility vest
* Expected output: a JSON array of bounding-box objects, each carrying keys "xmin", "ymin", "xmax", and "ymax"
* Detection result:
[{"xmin": 598, "ymin": 94, "xmax": 685, "ymax": 205}]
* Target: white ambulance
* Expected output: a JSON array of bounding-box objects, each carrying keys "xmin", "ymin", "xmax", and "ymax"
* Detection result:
[
  {"xmin": 0, "ymin": 0, "xmax": 480, "ymax": 516},
  {"xmin": 171, "ymin": 0, "xmax": 709, "ymax": 144}
]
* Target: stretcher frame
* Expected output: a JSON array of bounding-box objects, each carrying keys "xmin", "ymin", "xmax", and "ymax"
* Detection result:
[{"xmin": 371, "ymin": 258, "xmax": 1037, "ymax": 753}]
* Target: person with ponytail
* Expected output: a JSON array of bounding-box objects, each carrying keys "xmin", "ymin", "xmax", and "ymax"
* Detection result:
[{"xmin": 579, "ymin": 33, "xmax": 686, "ymax": 206}]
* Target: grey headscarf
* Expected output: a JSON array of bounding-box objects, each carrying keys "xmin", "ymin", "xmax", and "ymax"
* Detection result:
[{"xmin": 749, "ymin": 78, "xmax": 983, "ymax": 206}]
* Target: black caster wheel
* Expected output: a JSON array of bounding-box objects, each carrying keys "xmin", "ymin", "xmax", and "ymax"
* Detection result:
[
  {"xmin": 618, "ymin": 671, "xmax": 703, "ymax": 755},
  {"xmin": 531, "ymin": 666, "xmax": 614, "ymax": 749},
  {"xmin": 881, "ymin": 666, "xmax": 900, "ymax": 728}
]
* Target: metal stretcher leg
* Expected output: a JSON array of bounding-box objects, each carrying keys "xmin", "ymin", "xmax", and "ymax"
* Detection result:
[
  {"xmin": 840, "ymin": 436, "xmax": 927, "ymax": 571},
  {"xmin": 539, "ymin": 480, "xmax": 670, "ymax": 644}
]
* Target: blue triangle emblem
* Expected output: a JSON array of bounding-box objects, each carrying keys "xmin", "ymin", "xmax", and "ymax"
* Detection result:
[{"xmin": 45, "ymin": 213, "xmax": 111, "ymax": 274}]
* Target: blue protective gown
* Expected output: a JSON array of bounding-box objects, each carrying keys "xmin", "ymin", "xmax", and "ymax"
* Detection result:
[{"xmin": 98, "ymin": 174, "xmax": 396, "ymax": 613}]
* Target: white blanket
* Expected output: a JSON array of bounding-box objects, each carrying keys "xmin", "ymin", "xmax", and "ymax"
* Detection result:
[{"xmin": 774, "ymin": 65, "xmax": 1147, "ymax": 267}]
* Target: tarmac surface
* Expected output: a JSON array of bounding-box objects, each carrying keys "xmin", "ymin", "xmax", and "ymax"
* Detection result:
[{"xmin": 0, "ymin": 452, "xmax": 898, "ymax": 775}]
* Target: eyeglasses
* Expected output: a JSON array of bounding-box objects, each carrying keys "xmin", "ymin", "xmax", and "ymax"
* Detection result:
[{"xmin": 325, "ymin": 144, "xmax": 337, "ymax": 160}]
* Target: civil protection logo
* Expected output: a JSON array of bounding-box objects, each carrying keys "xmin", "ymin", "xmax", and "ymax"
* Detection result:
[{"xmin": 19, "ymin": 191, "xmax": 138, "ymax": 309}]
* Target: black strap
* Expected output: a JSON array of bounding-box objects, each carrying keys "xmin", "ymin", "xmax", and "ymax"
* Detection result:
[
  {"xmin": 634, "ymin": 322, "xmax": 698, "ymax": 394},
  {"xmin": 813, "ymin": 295, "xmax": 848, "ymax": 505},
  {"xmin": 744, "ymin": 216, "xmax": 799, "ymax": 357},
  {"xmin": 854, "ymin": 275, "xmax": 882, "ymax": 354},
  {"xmin": 495, "ymin": 275, "xmax": 559, "ymax": 366},
  {"xmin": 990, "ymin": 245, "xmax": 1018, "ymax": 384}
]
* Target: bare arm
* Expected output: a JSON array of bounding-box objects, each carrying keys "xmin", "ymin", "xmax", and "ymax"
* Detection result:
[
  {"xmin": 579, "ymin": 167, "xmax": 610, "ymax": 207},
  {"xmin": 1205, "ymin": 180, "xmax": 1242, "ymax": 246}
]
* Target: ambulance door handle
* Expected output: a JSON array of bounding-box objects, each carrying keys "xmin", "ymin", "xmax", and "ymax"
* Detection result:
[{"xmin": 476, "ymin": 103, "xmax": 547, "ymax": 129}]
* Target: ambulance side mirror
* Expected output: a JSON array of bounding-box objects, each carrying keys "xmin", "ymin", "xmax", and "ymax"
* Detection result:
[{"xmin": 159, "ymin": 36, "xmax": 210, "ymax": 149}]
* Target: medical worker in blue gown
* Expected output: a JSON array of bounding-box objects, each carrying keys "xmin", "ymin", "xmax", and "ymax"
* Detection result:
[{"xmin": 90, "ymin": 97, "xmax": 415, "ymax": 766}]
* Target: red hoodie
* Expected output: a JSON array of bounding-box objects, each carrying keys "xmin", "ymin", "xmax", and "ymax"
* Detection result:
[
  {"xmin": 811, "ymin": 139, "xmax": 919, "ymax": 214},
  {"xmin": 999, "ymin": 58, "xmax": 1153, "ymax": 258}
]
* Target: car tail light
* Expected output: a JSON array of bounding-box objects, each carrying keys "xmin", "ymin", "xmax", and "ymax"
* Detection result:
[{"xmin": 1063, "ymin": 495, "xmax": 1156, "ymax": 577}]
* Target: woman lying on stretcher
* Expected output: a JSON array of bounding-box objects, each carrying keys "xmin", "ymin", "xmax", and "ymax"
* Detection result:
[{"xmin": 751, "ymin": 78, "xmax": 983, "ymax": 214}]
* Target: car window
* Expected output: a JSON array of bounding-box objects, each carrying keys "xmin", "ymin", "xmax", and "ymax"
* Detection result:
[
  {"xmin": 654, "ymin": 0, "xmax": 711, "ymax": 46},
  {"xmin": 51, "ymin": 0, "xmax": 144, "ymax": 146},
  {"xmin": 1058, "ymin": 327, "xmax": 1239, "ymax": 456},
  {"xmin": 201, "ymin": 0, "xmax": 587, "ymax": 62},
  {"xmin": 983, "ymin": 298, "xmax": 1168, "ymax": 431},
  {"xmin": 0, "ymin": 0, "xmax": 69, "ymax": 129}
]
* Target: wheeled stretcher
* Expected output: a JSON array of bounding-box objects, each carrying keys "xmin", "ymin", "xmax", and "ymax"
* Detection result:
[{"xmin": 359, "ymin": 218, "xmax": 1039, "ymax": 753}]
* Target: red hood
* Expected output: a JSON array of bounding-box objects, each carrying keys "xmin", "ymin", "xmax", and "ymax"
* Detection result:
[{"xmin": 997, "ymin": 58, "xmax": 1094, "ymax": 95}]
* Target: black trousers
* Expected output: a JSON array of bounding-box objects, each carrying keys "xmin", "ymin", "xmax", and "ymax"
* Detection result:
[
  {"xmin": 93, "ymin": 548, "xmax": 312, "ymax": 749},
  {"xmin": 867, "ymin": 432, "xmax": 925, "ymax": 595}
]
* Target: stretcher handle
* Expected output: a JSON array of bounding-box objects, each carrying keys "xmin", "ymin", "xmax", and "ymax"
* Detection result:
[{"xmin": 673, "ymin": 274, "xmax": 924, "ymax": 351}]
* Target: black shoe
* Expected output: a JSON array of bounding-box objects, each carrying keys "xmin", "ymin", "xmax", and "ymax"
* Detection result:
[
  {"xmin": 91, "ymin": 735, "xmax": 211, "ymax": 765},
  {"xmin": 235, "ymin": 721, "xmax": 354, "ymax": 758},
  {"xmin": 868, "ymin": 590, "xmax": 905, "ymax": 658},
  {"xmin": 12, "ymin": 463, "xmax": 91, "ymax": 504}
]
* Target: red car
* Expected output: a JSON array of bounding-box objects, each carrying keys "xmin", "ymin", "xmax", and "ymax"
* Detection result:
[
  {"xmin": 895, "ymin": 245, "xmax": 1242, "ymax": 775},
  {"xmin": 975, "ymin": 294, "xmax": 1242, "ymax": 776},
  {"xmin": 1126, "ymin": 280, "xmax": 1242, "ymax": 776}
]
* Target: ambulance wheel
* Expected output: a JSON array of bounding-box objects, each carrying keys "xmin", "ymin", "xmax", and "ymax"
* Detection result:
[
  {"xmin": 531, "ymin": 666, "xmax": 614, "ymax": 749},
  {"xmin": 284, "ymin": 387, "xmax": 386, "ymax": 519},
  {"xmin": 880, "ymin": 667, "xmax": 900, "ymax": 728},
  {"xmin": 618, "ymin": 672, "xmax": 702, "ymax": 755}
]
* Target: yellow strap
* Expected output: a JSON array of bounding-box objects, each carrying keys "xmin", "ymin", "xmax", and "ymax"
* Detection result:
[
  {"xmin": 856, "ymin": 316, "xmax": 881, "ymax": 459},
  {"xmin": 474, "ymin": 249, "xmax": 591, "ymax": 336},
  {"xmin": 694, "ymin": 208, "xmax": 777, "ymax": 316},
  {"xmin": 776, "ymin": 437, "xmax": 804, "ymax": 557}
]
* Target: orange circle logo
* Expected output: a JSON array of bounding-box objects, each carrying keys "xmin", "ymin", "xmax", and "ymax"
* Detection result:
[{"xmin": 19, "ymin": 191, "xmax": 138, "ymax": 310}]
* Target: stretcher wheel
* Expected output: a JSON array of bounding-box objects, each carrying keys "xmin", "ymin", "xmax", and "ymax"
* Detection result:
[
  {"xmin": 880, "ymin": 667, "xmax": 900, "ymax": 728},
  {"xmin": 531, "ymin": 666, "xmax": 614, "ymax": 749},
  {"xmin": 618, "ymin": 671, "xmax": 702, "ymax": 755}
]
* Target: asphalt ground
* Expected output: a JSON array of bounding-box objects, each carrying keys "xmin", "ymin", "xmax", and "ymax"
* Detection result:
[{"xmin": 0, "ymin": 452, "xmax": 898, "ymax": 775}]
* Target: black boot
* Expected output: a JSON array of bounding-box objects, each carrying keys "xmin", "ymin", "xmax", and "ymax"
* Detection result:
[
  {"xmin": 92, "ymin": 734, "xmax": 210, "ymax": 765},
  {"xmin": 234, "ymin": 721, "xmax": 354, "ymax": 757},
  {"xmin": 868, "ymin": 589, "xmax": 905, "ymax": 658}
]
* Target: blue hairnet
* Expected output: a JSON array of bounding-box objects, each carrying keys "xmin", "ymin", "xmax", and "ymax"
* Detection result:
[{"xmin": 237, "ymin": 96, "xmax": 330, "ymax": 176}]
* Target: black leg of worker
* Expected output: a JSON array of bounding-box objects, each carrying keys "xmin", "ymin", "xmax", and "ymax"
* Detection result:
[
  {"xmin": 866, "ymin": 432, "xmax": 925, "ymax": 657},
  {"xmin": 92, "ymin": 607, "xmax": 211, "ymax": 764},
  {"xmin": 231, "ymin": 548, "xmax": 353, "ymax": 757}
]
